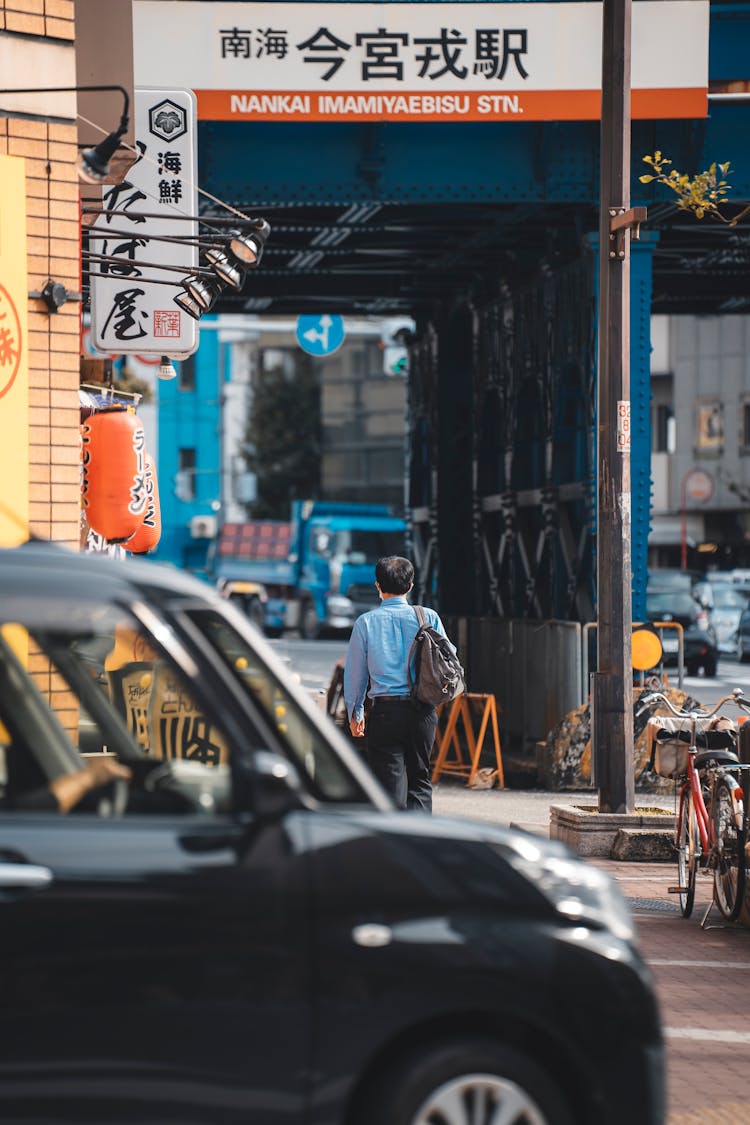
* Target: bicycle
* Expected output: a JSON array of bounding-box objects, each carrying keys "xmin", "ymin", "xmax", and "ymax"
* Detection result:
[{"xmin": 637, "ymin": 688, "xmax": 750, "ymax": 923}]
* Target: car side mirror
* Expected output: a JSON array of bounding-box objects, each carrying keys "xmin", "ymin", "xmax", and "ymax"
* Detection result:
[{"xmin": 252, "ymin": 750, "xmax": 307, "ymax": 818}]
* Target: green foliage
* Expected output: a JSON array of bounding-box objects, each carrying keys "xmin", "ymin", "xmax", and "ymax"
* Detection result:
[
  {"xmin": 245, "ymin": 352, "xmax": 321, "ymax": 518},
  {"xmin": 639, "ymin": 151, "xmax": 750, "ymax": 225}
]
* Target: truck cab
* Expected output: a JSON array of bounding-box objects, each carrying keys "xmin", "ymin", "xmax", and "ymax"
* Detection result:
[
  {"xmin": 295, "ymin": 502, "xmax": 407, "ymax": 638},
  {"xmin": 211, "ymin": 502, "xmax": 407, "ymax": 639}
]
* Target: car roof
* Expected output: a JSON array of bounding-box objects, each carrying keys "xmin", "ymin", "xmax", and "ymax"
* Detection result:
[{"xmin": 0, "ymin": 541, "xmax": 223, "ymax": 623}]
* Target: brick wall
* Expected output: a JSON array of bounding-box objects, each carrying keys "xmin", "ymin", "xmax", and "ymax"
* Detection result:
[{"xmin": 0, "ymin": 0, "xmax": 80, "ymax": 547}]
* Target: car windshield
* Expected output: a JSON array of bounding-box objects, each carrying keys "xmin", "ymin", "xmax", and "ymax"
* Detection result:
[
  {"xmin": 646, "ymin": 593, "xmax": 697, "ymax": 620},
  {"xmin": 333, "ymin": 530, "xmax": 405, "ymax": 564},
  {"xmin": 711, "ymin": 587, "xmax": 748, "ymax": 610}
]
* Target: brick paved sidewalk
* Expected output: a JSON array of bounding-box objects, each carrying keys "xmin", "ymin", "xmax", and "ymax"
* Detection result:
[
  {"xmin": 591, "ymin": 860, "xmax": 750, "ymax": 1125},
  {"xmin": 432, "ymin": 786, "xmax": 750, "ymax": 1123}
]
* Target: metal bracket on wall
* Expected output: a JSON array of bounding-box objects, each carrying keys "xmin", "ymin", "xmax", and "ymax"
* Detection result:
[{"xmin": 609, "ymin": 206, "xmax": 648, "ymax": 259}]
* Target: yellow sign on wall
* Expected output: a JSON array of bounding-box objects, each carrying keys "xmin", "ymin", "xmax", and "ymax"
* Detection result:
[{"xmin": 0, "ymin": 153, "xmax": 29, "ymax": 546}]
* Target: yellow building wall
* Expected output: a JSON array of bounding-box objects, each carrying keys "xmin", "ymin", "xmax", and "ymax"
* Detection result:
[
  {"xmin": 0, "ymin": 154, "xmax": 29, "ymax": 545},
  {"xmin": 0, "ymin": 0, "xmax": 80, "ymax": 548}
]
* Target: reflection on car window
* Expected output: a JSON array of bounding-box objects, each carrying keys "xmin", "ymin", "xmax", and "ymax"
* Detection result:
[
  {"xmin": 0, "ymin": 613, "xmax": 232, "ymax": 817},
  {"xmin": 187, "ymin": 610, "xmax": 370, "ymax": 804}
]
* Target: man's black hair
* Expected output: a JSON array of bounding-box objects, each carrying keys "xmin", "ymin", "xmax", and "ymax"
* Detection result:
[{"xmin": 376, "ymin": 556, "xmax": 414, "ymax": 595}]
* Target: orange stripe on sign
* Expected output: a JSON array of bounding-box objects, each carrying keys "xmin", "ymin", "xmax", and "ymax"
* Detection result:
[{"xmin": 195, "ymin": 88, "xmax": 707, "ymax": 123}]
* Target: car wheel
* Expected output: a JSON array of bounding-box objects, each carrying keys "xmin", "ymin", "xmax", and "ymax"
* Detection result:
[
  {"xmin": 740, "ymin": 639, "xmax": 749, "ymax": 664},
  {"xmin": 703, "ymin": 657, "xmax": 718, "ymax": 678},
  {"xmin": 299, "ymin": 599, "xmax": 320, "ymax": 640},
  {"xmin": 686, "ymin": 661, "xmax": 699, "ymax": 677},
  {"xmin": 358, "ymin": 1038, "xmax": 575, "ymax": 1125}
]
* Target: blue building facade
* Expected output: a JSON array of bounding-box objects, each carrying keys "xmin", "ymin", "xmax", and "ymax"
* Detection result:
[{"xmin": 154, "ymin": 319, "xmax": 227, "ymax": 575}]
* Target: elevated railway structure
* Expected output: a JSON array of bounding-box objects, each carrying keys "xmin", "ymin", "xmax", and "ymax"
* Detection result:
[{"xmin": 136, "ymin": 0, "xmax": 750, "ymax": 751}]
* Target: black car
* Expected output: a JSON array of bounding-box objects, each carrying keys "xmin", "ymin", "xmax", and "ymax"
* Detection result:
[
  {"xmin": 0, "ymin": 542, "xmax": 664, "ymax": 1125},
  {"xmin": 645, "ymin": 588, "xmax": 719, "ymax": 677},
  {"xmin": 737, "ymin": 603, "xmax": 750, "ymax": 662}
]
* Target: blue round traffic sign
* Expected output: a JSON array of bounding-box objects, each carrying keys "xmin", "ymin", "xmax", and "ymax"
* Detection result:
[{"xmin": 296, "ymin": 314, "xmax": 345, "ymax": 357}]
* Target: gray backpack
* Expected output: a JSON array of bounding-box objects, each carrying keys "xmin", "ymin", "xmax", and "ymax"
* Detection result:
[{"xmin": 407, "ymin": 606, "xmax": 465, "ymax": 706}]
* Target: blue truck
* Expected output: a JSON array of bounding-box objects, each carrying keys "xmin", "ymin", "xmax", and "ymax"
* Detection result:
[{"xmin": 211, "ymin": 500, "xmax": 408, "ymax": 638}]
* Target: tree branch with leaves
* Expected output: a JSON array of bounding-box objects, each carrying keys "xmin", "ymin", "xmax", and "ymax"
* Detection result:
[{"xmin": 640, "ymin": 151, "xmax": 750, "ymax": 225}]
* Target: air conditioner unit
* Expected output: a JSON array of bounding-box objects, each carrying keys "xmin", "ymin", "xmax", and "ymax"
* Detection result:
[{"xmin": 189, "ymin": 515, "xmax": 218, "ymax": 539}]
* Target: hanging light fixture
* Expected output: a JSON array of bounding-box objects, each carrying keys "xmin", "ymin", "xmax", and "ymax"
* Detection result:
[
  {"xmin": 0, "ymin": 85, "xmax": 130, "ymax": 184},
  {"xmin": 227, "ymin": 220, "xmax": 271, "ymax": 267},
  {"xmin": 173, "ymin": 291, "xmax": 203, "ymax": 320},
  {"xmin": 184, "ymin": 275, "xmax": 223, "ymax": 312},
  {"xmin": 157, "ymin": 356, "xmax": 177, "ymax": 380},
  {"xmin": 79, "ymin": 130, "xmax": 127, "ymax": 184},
  {"xmin": 203, "ymin": 248, "xmax": 245, "ymax": 290}
]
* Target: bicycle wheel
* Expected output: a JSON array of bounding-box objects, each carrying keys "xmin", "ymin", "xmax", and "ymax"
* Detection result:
[
  {"xmin": 677, "ymin": 789, "xmax": 698, "ymax": 918},
  {"xmin": 712, "ymin": 777, "xmax": 746, "ymax": 921}
]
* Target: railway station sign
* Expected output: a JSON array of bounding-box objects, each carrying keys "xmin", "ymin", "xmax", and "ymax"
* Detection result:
[{"xmin": 133, "ymin": 1, "xmax": 709, "ymax": 123}]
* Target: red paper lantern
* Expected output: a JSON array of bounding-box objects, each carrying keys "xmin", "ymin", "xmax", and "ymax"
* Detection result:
[
  {"xmin": 80, "ymin": 407, "xmax": 148, "ymax": 543},
  {"xmin": 127, "ymin": 453, "xmax": 162, "ymax": 555}
]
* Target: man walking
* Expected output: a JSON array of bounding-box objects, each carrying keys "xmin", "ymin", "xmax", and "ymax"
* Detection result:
[{"xmin": 343, "ymin": 555, "xmax": 456, "ymax": 812}]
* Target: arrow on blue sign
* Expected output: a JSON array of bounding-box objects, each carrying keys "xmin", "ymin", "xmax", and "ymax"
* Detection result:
[{"xmin": 296, "ymin": 314, "xmax": 345, "ymax": 357}]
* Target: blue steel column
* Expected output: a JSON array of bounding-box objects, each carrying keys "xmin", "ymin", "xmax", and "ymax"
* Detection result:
[
  {"xmin": 586, "ymin": 230, "xmax": 657, "ymax": 624},
  {"xmin": 630, "ymin": 232, "xmax": 659, "ymax": 623}
]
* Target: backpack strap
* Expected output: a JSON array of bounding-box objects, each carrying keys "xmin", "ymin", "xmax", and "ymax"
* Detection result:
[{"xmin": 407, "ymin": 606, "xmax": 428, "ymax": 695}]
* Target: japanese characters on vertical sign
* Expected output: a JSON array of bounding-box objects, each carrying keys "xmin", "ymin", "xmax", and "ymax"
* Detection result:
[
  {"xmin": 90, "ymin": 88, "xmax": 198, "ymax": 356},
  {"xmin": 616, "ymin": 400, "xmax": 631, "ymax": 455},
  {"xmin": 0, "ymin": 154, "xmax": 29, "ymax": 547},
  {"xmin": 132, "ymin": 2, "xmax": 709, "ymax": 123}
]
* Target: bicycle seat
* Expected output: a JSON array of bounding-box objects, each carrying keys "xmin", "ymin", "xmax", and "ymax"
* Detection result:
[{"xmin": 694, "ymin": 748, "xmax": 740, "ymax": 769}]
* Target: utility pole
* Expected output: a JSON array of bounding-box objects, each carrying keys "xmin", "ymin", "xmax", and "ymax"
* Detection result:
[{"xmin": 593, "ymin": 0, "xmax": 646, "ymax": 813}]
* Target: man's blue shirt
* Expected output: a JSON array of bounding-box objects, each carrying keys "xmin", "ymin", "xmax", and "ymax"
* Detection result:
[{"xmin": 344, "ymin": 596, "xmax": 449, "ymax": 722}]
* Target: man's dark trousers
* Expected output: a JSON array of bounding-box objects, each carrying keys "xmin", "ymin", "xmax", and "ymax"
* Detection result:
[{"xmin": 366, "ymin": 697, "xmax": 437, "ymax": 812}]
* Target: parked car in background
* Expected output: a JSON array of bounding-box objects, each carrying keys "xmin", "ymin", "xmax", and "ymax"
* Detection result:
[
  {"xmin": 647, "ymin": 568, "xmax": 704, "ymax": 593},
  {"xmin": 693, "ymin": 581, "xmax": 750, "ymax": 658},
  {"xmin": 216, "ymin": 575, "xmax": 268, "ymax": 631},
  {"xmin": 737, "ymin": 603, "xmax": 750, "ymax": 662},
  {"xmin": 645, "ymin": 588, "xmax": 719, "ymax": 677},
  {"xmin": 0, "ymin": 541, "xmax": 665, "ymax": 1125}
]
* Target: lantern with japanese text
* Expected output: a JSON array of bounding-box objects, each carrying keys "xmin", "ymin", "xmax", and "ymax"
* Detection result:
[
  {"xmin": 127, "ymin": 453, "xmax": 162, "ymax": 554},
  {"xmin": 80, "ymin": 407, "xmax": 148, "ymax": 543}
]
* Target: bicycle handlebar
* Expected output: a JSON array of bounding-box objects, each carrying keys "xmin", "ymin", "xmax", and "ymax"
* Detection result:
[{"xmin": 636, "ymin": 687, "xmax": 750, "ymax": 721}]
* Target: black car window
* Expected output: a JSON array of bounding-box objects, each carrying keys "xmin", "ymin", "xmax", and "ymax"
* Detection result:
[
  {"xmin": 185, "ymin": 609, "xmax": 372, "ymax": 804},
  {"xmin": 0, "ymin": 616, "xmax": 232, "ymax": 817}
]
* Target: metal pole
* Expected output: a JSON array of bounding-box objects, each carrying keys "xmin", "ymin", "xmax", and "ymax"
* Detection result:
[
  {"xmin": 593, "ymin": 0, "xmax": 635, "ymax": 814},
  {"xmin": 680, "ymin": 471, "xmax": 688, "ymax": 570}
]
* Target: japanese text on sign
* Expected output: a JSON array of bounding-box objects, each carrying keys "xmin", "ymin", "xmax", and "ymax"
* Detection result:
[
  {"xmin": 133, "ymin": 2, "xmax": 710, "ymax": 122},
  {"xmin": 90, "ymin": 88, "xmax": 198, "ymax": 356}
]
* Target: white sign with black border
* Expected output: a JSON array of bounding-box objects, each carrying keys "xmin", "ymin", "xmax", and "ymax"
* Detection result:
[{"xmin": 90, "ymin": 87, "xmax": 199, "ymax": 356}]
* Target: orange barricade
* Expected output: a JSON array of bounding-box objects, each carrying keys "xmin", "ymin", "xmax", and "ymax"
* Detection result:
[{"xmin": 431, "ymin": 692, "xmax": 504, "ymax": 789}]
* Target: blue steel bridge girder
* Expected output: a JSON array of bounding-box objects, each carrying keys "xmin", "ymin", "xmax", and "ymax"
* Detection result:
[
  {"xmin": 201, "ymin": 113, "xmax": 750, "ymax": 208},
  {"xmin": 406, "ymin": 232, "xmax": 658, "ymax": 625}
]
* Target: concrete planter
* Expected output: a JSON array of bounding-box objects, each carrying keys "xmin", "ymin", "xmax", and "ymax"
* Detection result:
[{"xmin": 550, "ymin": 803, "xmax": 675, "ymax": 858}]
